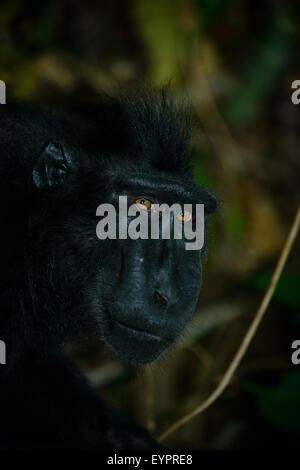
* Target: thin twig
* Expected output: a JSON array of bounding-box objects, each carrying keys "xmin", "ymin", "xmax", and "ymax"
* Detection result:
[{"xmin": 158, "ymin": 204, "xmax": 300, "ymax": 442}]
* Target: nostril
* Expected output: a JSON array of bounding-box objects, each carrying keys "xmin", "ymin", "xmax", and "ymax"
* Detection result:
[{"xmin": 154, "ymin": 291, "xmax": 168, "ymax": 307}]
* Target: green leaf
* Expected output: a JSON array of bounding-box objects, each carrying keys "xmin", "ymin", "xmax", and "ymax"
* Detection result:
[
  {"xmin": 225, "ymin": 10, "xmax": 293, "ymax": 126},
  {"xmin": 223, "ymin": 205, "xmax": 245, "ymax": 239},
  {"xmin": 192, "ymin": 152, "xmax": 215, "ymax": 190},
  {"xmin": 133, "ymin": 0, "xmax": 183, "ymax": 85},
  {"xmin": 247, "ymin": 370, "xmax": 300, "ymax": 435},
  {"xmin": 194, "ymin": 0, "xmax": 228, "ymax": 33}
]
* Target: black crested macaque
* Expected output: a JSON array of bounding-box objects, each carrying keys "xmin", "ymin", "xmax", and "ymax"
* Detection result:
[{"xmin": 0, "ymin": 92, "xmax": 217, "ymax": 449}]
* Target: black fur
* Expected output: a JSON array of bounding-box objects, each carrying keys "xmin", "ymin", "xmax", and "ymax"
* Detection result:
[{"xmin": 0, "ymin": 91, "xmax": 217, "ymax": 449}]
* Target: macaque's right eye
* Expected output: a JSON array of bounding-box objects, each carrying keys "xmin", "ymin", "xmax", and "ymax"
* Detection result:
[{"xmin": 135, "ymin": 197, "xmax": 153, "ymax": 212}]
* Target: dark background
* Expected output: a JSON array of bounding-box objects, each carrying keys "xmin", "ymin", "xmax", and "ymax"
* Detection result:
[{"xmin": 1, "ymin": 0, "xmax": 300, "ymax": 449}]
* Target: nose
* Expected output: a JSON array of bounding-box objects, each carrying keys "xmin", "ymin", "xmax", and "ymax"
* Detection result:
[
  {"xmin": 151, "ymin": 238, "xmax": 180, "ymax": 308},
  {"xmin": 154, "ymin": 290, "xmax": 168, "ymax": 307}
]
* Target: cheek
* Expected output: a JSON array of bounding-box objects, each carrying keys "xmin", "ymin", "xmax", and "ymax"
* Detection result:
[
  {"xmin": 95, "ymin": 242, "xmax": 123, "ymax": 292},
  {"xmin": 176, "ymin": 259, "xmax": 202, "ymax": 307},
  {"xmin": 177, "ymin": 249, "xmax": 202, "ymax": 285}
]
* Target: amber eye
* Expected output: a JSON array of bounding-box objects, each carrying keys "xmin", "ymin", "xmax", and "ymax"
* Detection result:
[
  {"xmin": 135, "ymin": 197, "xmax": 152, "ymax": 211},
  {"xmin": 177, "ymin": 210, "xmax": 192, "ymax": 222}
]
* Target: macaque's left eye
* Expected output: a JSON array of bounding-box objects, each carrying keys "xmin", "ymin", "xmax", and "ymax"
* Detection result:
[
  {"xmin": 135, "ymin": 197, "xmax": 153, "ymax": 211},
  {"xmin": 177, "ymin": 210, "xmax": 192, "ymax": 222}
]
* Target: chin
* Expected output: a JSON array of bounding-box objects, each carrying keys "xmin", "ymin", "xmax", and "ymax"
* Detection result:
[{"xmin": 102, "ymin": 316, "xmax": 172, "ymax": 364}]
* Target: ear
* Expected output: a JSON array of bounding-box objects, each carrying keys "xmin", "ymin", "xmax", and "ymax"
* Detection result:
[{"xmin": 32, "ymin": 142, "xmax": 76, "ymax": 189}]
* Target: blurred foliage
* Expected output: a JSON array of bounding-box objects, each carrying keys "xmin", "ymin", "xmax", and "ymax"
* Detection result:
[
  {"xmin": 225, "ymin": 7, "xmax": 294, "ymax": 125},
  {"xmin": 253, "ymin": 272, "xmax": 300, "ymax": 310},
  {"xmin": 248, "ymin": 370, "xmax": 300, "ymax": 436},
  {"xmin": 0, "ymin": 0, "xmax": 299, "ymax": 450}
]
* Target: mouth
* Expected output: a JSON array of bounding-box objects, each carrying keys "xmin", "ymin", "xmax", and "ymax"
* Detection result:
[
  {"xmin": 101, "ymin": 307, "xmax": 173, "ymax": 363},
  {"xmin": 114, "ymin": 319, "xmax": 162, "ymax": 342}
]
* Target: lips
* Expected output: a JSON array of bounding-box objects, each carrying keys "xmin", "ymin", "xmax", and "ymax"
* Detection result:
[
  {"xmin": 102, "ymin": 309, "xmax": 174, "ymax": 363},
  {"xmin": 114, "ymin": 319, "xmax": 162, "ymax": 342}
]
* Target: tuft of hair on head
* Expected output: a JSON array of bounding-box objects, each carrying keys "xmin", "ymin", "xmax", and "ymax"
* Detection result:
[{"xmin": 121, "ymin": 86, "xmax": 193, "ymax": 178}]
